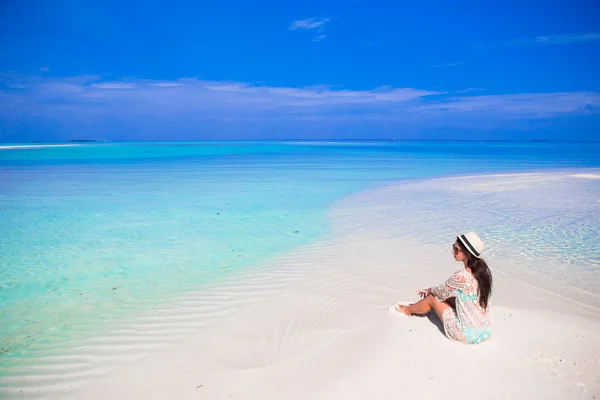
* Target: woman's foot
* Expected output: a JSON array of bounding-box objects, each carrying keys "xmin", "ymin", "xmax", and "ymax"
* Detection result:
[{"xmin": 395, "ymin": 304, "xmax": 411, "ymax": 316}]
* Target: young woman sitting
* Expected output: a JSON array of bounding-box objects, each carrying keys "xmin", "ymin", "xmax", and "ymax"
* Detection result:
[{"xmin": 394, "ymin": 232, "xmax": 493, "ymax": 345}]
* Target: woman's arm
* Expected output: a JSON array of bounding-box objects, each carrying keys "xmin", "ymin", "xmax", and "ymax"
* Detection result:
[{"xmin": 430, "ymin": 271, "xmax": 467, "ymax": 301}]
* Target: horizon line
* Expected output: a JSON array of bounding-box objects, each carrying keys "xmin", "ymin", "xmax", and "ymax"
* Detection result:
[{"xmin": 2, "ymin": 139, "xmax": 600, "ymax": 144}]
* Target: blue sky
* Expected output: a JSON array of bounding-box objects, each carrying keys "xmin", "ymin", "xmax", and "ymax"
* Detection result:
[{"xmin": 1, "ymin": 0, "xmax": 599, "ymax": 141}]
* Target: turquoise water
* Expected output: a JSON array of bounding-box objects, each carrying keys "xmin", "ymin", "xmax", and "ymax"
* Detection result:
[{"xmin": 1, "ymin": 141, "xmax": 599, "ymax": 370}]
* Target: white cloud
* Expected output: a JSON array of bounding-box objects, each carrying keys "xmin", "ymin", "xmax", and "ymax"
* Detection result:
[
  {"xmin": 507, "ymin": 33, "xmax": 600, "ymax": 46},
  {"xmin": 535, "ymin": 33, "xmax": 600, "ymax": 44},
  {"xmin": 431, "ymin": 61, "xmax": 464, "ymax": 68},
  {"xmin": 1, "ymin": 75, "xmax": 598, "ymax": 124},
  {"xmin": 417, "ymin": 92, "xmax": 600, "ymax": 116},
  {"xmin": 289, "ymin": 17, "xmax": 329, "ymax": 31},
  {"xmin": 2, "ymin": 74, "xmax": 599, "ymax": 141},
  {"xmin": 200, "ymin": 81, "xmax": 439, "ymax": 106},
  {"xmin": 289, "ymin": 17, "xmax": 330, "ymax": 41},
  {"xmin": 149, "ymin": 82, "xmax": 187, "ymax": 87},
  {"xmin": 92, "ymin": 82, "xmax": 138, "ymax": 89},
  {"xmin": 456, "ymin": 88, "xmax": 485, "ymax": 93}
]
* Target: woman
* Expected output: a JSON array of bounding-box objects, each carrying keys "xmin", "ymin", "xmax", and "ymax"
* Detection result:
[{"xmin": 394, "ymin": 232, "xmax": 493, "ymax": 345}]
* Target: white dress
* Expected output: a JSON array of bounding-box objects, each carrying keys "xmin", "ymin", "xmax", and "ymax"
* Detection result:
[{"xmin": 431, "ymin": 269, "xmax": 492, "ymax": 345}]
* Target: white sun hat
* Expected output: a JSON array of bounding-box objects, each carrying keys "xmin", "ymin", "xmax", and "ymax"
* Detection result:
[{"xmin": 457, "ymin": 232, "xmax": 485, "ymax": 258}]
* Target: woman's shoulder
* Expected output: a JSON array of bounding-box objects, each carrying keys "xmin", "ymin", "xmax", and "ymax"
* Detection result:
[
  {"xmin": 448, "ymin": 269, "xmax": 470, "ymax": 284},
  {"xmin": 451, "ymin": 269, "xmax": 470, "ymax": 278}
]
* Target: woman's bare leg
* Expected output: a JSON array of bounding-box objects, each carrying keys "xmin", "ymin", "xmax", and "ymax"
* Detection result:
[{"xmin": 396, "ymin": 294, "xmax": 452, "ymax": 321}]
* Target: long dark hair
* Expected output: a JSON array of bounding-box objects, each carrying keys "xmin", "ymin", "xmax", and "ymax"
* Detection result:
[{"xmin": 456, "ymin": 239, "xmax": 493, "ymax": 309}]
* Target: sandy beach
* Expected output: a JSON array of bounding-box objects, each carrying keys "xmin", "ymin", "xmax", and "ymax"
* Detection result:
[{"xmin": 2, "ymin": 171, "xmax": 599, "ymax": 399}]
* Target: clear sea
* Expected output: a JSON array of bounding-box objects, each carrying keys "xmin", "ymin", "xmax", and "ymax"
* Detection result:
[{"xmin": 1, "ymin": 141, "xmax": 599, "ymax": 375}]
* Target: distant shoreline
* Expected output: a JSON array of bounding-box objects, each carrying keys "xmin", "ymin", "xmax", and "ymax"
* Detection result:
[
  {"xmin": 0, "ymin": 144, "xmax": 82, "ymax": 150},
  {"xmin": 2, "ymin": 139, "xmax": 600, "ymax": 144}
]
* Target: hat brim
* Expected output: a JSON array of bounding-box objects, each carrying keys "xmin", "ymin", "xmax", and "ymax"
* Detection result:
[{"xmin": 456, "ymin": 233, "xmax": 482, "ymax": 258}]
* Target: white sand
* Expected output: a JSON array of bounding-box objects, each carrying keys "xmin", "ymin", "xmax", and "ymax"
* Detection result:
[
  {"xmin": 3, "ymin": 171, "xmax": 599, "ymax": 399},
  {"xmin": 572, "ymin": 173, "xmax": 600, "ymax": 180}
]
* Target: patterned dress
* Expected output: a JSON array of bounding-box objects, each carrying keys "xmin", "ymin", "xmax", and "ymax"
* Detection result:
[{"xmin": 431, "ymin": 269, "xmax": 492, "ymax": 345}]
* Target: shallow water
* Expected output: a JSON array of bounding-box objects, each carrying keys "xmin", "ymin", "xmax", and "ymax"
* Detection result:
[
  {"xmin": 332, "ymin": 171, "xmax": 600, "ymax": 299},
  {"xmin": 1, "ymin": 141, "xmax": 599, "ymax": 373}
]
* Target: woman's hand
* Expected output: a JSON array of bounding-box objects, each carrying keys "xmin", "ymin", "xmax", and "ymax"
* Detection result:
[{"xmin": 418, "ymin": 288, "xmax": 432, "ymax": 298}]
